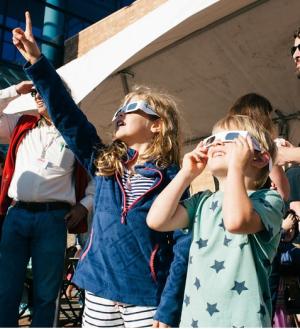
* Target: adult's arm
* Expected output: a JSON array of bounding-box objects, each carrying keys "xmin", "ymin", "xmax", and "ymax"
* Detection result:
[
  {"xmin": 0, "ymin": 81, "xmax": 33, "ymax": 112},
  {"xmin": 277, "ymin": 146, "xmax": 300, "ymax": 165},
  {"xmin": 269, "ymin": 165, "xmax": 290, "ymax": 201},
  {"xmin": 65, "ymin": 178, "xmax": 96, "ymax": 230},
  {"xmin": 0, "ymin": 85, "xmax": 26, "ymax": 143},
  {"xmin": 79, "ymin": 178, "xmax": 95, "ymax": 214},
  {"xmin": 0, "ymin": 85, "xmax": 18, "ymax": 112}
]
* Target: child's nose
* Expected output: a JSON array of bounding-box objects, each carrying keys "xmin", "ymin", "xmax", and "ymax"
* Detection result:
[{"xmin": 117, "ymin": 111, "xmax": 125, "ymax": 119}]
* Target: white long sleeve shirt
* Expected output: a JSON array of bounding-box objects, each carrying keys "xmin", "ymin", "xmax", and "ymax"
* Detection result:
[
  {"xmin": 0, "ymin": 85, "xmax": 95, "ymax": 211},
  {"xmin": 0, "ymin": 85, "xmax": 21, "ymax": 144}
]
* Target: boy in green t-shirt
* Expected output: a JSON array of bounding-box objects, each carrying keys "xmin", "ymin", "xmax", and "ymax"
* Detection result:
[{"xmin": 147, "ymin": 115, "xmax": 284, "ymax": 327}]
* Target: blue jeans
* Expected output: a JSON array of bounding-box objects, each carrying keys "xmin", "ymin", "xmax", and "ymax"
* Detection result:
[{"xmin": 0, "ymin": 205, "xmax": 68, "ymax": 327}]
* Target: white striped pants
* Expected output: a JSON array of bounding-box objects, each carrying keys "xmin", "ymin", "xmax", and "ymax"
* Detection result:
[{"xmin": 82, "ymin": 291, "xmax": 157, "ymax": 328}]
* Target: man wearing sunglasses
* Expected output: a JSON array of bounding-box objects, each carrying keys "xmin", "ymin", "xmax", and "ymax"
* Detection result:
[
  {"xmin": 275, "ymin": 28, "xmax": 300, "ymax": 166},
  {"xmin": 292, "ymin": 27, "xmax": 300, "ymax": 79},
  {"xmin": 0, "ymin": 81, "xmax": 94, "ymax": 327}
]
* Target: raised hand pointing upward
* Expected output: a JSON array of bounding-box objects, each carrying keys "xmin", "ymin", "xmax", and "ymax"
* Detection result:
[{"xmin": 12, "ymin": 11, "xmax": 41, "ymax": 64}]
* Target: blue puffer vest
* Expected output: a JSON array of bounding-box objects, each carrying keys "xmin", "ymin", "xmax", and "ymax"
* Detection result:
[{"xmin": 74, "ymin": 156, "xmax": 179, "ymax": 305}]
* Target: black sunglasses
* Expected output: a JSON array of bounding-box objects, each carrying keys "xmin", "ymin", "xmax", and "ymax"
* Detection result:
[
  {"xmin": 291, "ymin": 44, "xmax": 300, "ymax": 56},
  {"xmin": 31, "ymin": 90, "xmax": 37, "ymax": 98}
]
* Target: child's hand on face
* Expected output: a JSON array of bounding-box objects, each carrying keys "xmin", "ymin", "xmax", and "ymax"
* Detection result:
[
  {"xmin": 181, "ymin": 141, "xmax": 208, "ymax": 179},
  {"xmin": 227, "ymin": 135, "xmax": 254, "ymax": 173}
]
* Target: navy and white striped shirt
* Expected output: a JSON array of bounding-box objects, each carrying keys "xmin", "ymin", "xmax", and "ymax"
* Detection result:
[{"xmin": 122, "ymin": 168, "xmax": 155, "ymax": 208}]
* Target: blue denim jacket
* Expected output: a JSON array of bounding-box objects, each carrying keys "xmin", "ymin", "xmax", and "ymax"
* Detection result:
[{"xmin": 25, "ymin": 55, "xmax": 191, "ymax": 326}]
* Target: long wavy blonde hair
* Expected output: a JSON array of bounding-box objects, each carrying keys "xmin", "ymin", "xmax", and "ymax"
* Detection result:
[{"xmin": 95, "ymin": 86, "xmax": 181, "ymax": 176}]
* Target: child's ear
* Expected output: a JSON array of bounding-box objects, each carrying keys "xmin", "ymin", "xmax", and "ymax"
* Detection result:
[
  {"xmin": 252, "ymin": 151, "xmax": 270, "ymax": 169},
  {"xmin": 150, "ymin": 119, "xmax": 162, "ymax": 133}
]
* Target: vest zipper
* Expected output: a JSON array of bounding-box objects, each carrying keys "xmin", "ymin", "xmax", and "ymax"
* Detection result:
[{"xmin": 115, "ymin": 167, "xmax": 163, "ymax": 224}]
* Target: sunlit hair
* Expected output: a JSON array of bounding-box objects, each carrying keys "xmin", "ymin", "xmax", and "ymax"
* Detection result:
[
  {"xmin": 228, "ymin": 93, "xmax": 276, "ymax": 138},
  {"xmin": 294, "ymin": 27, "xmax": 300, "ymax": 39},
  {"xmin": 95, "ymin": 86, "xmax": 181, "ymax": 176},
  {"xmin": 213, "ymin": 114, "xmax": 277, "ymax": 189}
]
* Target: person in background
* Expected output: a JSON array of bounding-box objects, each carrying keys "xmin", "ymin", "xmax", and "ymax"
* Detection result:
[
  {"xmin": 269, "ymin": 26, "xmax": 300, "ymax": 326},
  {"xmin": 0, "ymin": 83, "xmax": 94, "ymax": 327},
  {"xmin": 273, "ymin": 27, "xmax": 300, "ymax": 165},
  {"xmin": 0, "ymin": 81, "xmax": 33, "ymax": 105},
  {"xmin": 228, "ymin": 92, "xmax": 290, "ymax": 201},
  {"xmin": 292, "ymin": 27, "xmax": 300, "ymax": 79}
]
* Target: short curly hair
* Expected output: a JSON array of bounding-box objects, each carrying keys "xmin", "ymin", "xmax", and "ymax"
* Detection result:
[{"xmin": 294, "ymin": 27, "xmax": 300, "ymax": 39}]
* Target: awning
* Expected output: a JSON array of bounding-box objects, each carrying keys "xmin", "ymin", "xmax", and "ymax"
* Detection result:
[{"xmin": 5, "ymin": 0, "xmax": 300, "ymax": 145}]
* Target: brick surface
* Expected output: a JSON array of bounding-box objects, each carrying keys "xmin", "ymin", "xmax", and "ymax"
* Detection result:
[{"xmin": 64, "ymin": 0, "xmax": 167, "ymax": 63}]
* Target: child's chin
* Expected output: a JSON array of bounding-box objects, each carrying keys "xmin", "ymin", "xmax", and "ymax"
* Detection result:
[
  {"xmin": 208, "ymin": 164, "xmax": 227, "ymax": 177},
  {"xmin": 114, "ymin": 131, "xmax": 124, "ymax": 139}
]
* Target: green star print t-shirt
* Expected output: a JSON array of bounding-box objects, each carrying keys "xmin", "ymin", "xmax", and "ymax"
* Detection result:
[{"xmin": 180, "ymin": 189, "xmax": 284, "ymax": 328}]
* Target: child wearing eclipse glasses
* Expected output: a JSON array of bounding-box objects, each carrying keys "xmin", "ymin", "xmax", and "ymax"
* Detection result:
[
  {"xmin": 147, "ymin": 114, "xmax": 284, "ymax": 327},
  {"xmin": 13, "ymin": 11, "xmax": 192, "ymax": 327}
]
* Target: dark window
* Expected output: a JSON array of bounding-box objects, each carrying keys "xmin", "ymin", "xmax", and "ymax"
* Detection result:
[
  {"xmin": 0, "ymin": 0, "xmax": 136, "ymax": 70},
  {"xmin": 2, "ymin": 42, "xmax": 16, "ymax": 62}
]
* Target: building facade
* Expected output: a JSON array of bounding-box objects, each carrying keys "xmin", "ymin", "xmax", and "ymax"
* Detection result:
[{"xmin": 0, "ymin": 0, "xmax": 135, "ymax": 88}]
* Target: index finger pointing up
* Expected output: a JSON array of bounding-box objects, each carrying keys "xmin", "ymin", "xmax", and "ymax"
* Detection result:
[{"xmin": 25, "ymin": 11, "xmax": 33, "ymax": 36}]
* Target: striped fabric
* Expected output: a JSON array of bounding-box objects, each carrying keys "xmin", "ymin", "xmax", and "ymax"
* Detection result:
[
  {"xmin": 82, "ymin": 291, "xmax": 157, "ymax": 328},
  {"xmin": 121, "ymin": 169, "xmax": 155, "ymax": 208}
]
